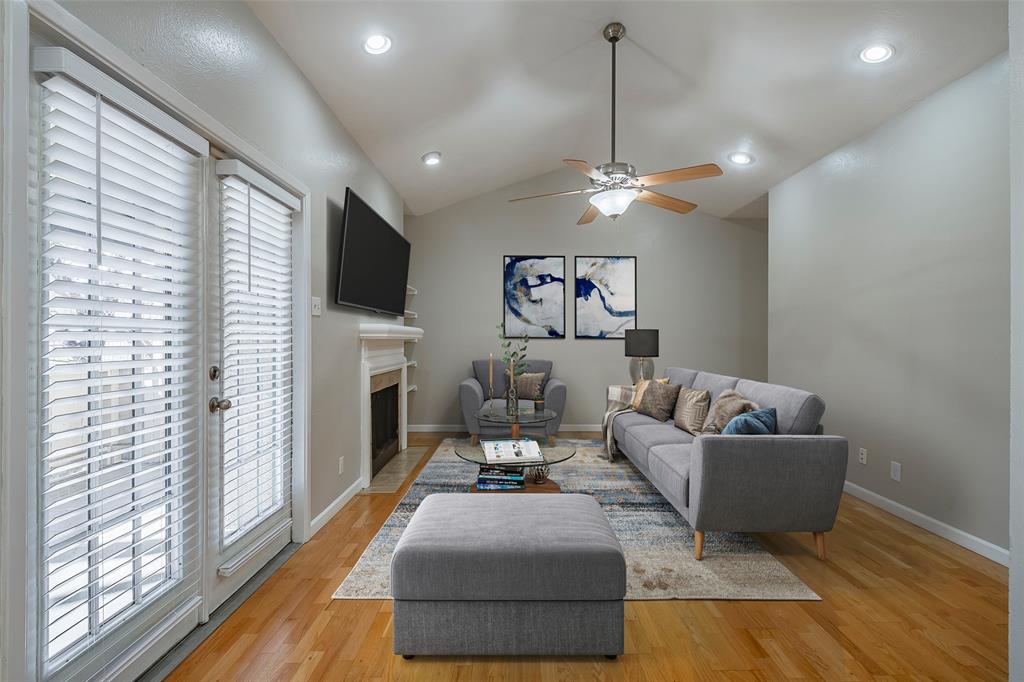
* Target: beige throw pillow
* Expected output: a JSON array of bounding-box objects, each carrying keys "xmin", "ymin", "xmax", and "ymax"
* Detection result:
[
  {"xmin": 701, "ymin": 389, "xmax": 759, "ymax": 434},
  {"xmin": 631, "ymin": 378, "xmax": 669, "ymax": 410},
  {"xmin": 515, "ymin": 372, "xmax": 546, "ymax": 400},
  {"xmin": 637, "ymin": 381, "xmax": 682, "ymax": 422},
  {"xmin": 673, "ymin": 387, "xmax": 711, "ymax": 435}
]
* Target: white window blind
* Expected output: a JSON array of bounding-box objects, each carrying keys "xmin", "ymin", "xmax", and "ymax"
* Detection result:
[
  {"xmin": 36, "ymin": 73, "xmax": 201, "ymax": 674},
  {"xmin": 218, "ymin": 174, "xmax": 294, "ymax": 546}
]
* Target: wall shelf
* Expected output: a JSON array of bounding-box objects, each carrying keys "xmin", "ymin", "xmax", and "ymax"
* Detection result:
[
  {"xmin": 404, "ymin": 310, "xmax": 418, "ymax": 319},
  {"xmin": 406, "ymin": 285, "xmax": 417, "ymax": 295},
  {"xmin": 406, "ymin": 360, "xmax": 417, "ymax": 368},
  {"xmin": 407, "ymin": 384, "xmax": 418, "ymax": 393}
]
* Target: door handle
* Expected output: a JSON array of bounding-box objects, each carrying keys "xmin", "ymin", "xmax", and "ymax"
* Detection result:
[{"xmin": 209, "ymin": 397, "xmax": 233, "ymax": 413}]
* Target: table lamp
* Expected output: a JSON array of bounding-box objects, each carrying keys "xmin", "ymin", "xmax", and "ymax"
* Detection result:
[{"xmin": 625, "ymin": 329, "xmax": 659, "ymax": 383}]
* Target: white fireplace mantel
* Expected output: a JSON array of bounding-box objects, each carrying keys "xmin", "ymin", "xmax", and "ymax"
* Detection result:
[{"xmin": 358, "ymin": 324, "xmax": 423, "ymax": 488}]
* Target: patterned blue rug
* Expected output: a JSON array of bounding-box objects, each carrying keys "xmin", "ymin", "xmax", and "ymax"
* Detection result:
[{"xmin": 334, "ymin": 438, "xmax": 819, "ymax": 600}]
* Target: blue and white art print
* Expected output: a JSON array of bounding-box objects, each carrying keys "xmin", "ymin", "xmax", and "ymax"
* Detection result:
[
  {"xmin": 503, "ymin": 256, "xmax": 565, "ymax": 338},
  {"xmin": 575, "ymin": 256, "xmax": 637, "ymax": 339}
]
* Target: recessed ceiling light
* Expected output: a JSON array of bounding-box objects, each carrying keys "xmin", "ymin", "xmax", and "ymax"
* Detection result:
[
  {"xmin": 728, "ymin": 151, "xmax": 754, "ymax": 166},
  {"xmin": 363, "ymin": 34, "xmax": 392, "ymax": 55},
  {"xmin": 859, "ymin": 43, "xmax": 894, "ymax": 64},
  {"xmin": 421, "ymin": 151, "xmax": 442, "ymax": 166}
]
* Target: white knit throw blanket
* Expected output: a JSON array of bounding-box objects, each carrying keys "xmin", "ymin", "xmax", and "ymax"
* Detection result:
[{"xmin": 602, "ymin": 384, "xmax": 636, "ymax": 460}]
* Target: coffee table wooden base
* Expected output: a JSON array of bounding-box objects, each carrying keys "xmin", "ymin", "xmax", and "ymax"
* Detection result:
[{"xmin": 472, "ymin": 479, "xmax": 561, "ymax": 494}]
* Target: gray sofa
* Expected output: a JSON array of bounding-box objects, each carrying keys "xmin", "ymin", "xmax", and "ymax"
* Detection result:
[
  {"xmin": 459, "ymin": 359, "xmax": 567, "ymax": 443},
  {"xmin": 613, "ymin": 367, "xmax": 848, "ymax": 561}
]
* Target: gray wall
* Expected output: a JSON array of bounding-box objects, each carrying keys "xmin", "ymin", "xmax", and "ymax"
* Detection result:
[
  {"xmin": 405, "ymin": 167, "xmax": 768, "ymax": 427},
  {"xmin": 58, "ymin": 1, "xmax": 405, "ymax": 519},
  {"xmin": 1009, "ymin": 0, "xmax": 1023, "ymax": 673},
  {"xmin": 768, "ymin": 55, "xmax": 1009, "ymax": 548}
]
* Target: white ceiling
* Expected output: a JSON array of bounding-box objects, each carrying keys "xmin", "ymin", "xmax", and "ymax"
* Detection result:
[{"xmin": 251, "ymin": 1, "xmax": 1007, "ymax": 218}]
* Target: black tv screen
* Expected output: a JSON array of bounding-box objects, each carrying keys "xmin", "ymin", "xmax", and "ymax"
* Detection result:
[{"xmin": 334, "ymin": 188, "xmax": 410, "ymax": 316}]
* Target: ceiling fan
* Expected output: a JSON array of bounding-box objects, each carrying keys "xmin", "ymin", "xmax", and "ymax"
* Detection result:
[{"xmin": 510, "ymin": 22, "xmax": 723, "ymax": 225}]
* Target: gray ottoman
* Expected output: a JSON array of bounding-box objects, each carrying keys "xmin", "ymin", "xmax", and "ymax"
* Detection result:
[{"xmin": 391, "ymin": 493, "xmax": 626, "ymax": 658}]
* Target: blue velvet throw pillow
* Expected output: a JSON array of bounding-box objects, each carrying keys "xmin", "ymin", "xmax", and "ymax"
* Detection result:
[{"xmin": 722, "ymin": 407, "xmax": 777, "ymax": 435}]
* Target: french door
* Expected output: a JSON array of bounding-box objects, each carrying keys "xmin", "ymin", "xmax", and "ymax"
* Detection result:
[
  {"xmin": 204, "ymin": 161, "xmax": 297, "ymax": 612},
  {"xmin": 30, "ymin": 47, "xmax": 298, "ymax": 679}
]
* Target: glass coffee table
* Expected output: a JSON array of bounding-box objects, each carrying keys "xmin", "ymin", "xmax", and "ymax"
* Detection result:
[
  {"xmin": 453, "ymin": 440, "xmax": 576, "ymax": 493},
  {"xmin": 474, "ymin": 405, "xmax": 559, "ymax": 442}
]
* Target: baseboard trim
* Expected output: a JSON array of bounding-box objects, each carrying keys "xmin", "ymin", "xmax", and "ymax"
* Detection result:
[
  {"xmin": 310, "ymin": 478, "xmax": 363, "ymax": 537},
  {"xmin": 408, "ymin": 424, "xmax": 603, "ymax": 433},
  {"xmin": 843, "ymin": 481, "xmax": 1009, "ymax": 566}
]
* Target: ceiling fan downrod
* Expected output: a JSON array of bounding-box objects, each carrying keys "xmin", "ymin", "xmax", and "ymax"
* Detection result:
[{"xmin": 604, "ymin": 22, "xmax": 625, "ymax": 164}]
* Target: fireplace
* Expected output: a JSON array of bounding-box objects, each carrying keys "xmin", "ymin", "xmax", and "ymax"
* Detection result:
[{"xmin": 370, "ymin": 370, "xmax": 401, "ymax": 476}]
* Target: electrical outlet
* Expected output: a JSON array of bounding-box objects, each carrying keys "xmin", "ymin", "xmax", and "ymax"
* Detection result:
[
  {"xmin": 338, "ymin": 456, "xmax": 344, "ymax": 476},
  {"xmin": 858, "ymin": 448, "xmax": 868, "ymax": 465},
  {"xmin": 890, "ymin": 460, "xmax": 901, "ymax": 482},
  {"xmin": 311, "ymin": 296, "xmax": 322, "ymax": 317}
]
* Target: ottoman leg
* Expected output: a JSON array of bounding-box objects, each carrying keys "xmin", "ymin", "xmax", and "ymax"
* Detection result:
[
  {"xmin": 402, "ymin": 655, "xmax": 415, "ymax": 660},
  {"xmin": 605, "ymin": 655, "xmax": 618, "ymax": 660}
]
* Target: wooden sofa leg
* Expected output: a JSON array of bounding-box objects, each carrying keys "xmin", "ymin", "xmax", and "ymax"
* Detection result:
[
  {"xmin": 813, "ymin": 532, "xmax": 827, "ymax": 560},
  {"xmin": 694, "ymin": 530, "xmax": 704, "ymax": 561}
]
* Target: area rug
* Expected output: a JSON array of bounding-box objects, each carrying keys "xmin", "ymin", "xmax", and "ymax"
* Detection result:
[{"xmin": 333, "ymin": 438, "xmax": 819, "ymax": 601}]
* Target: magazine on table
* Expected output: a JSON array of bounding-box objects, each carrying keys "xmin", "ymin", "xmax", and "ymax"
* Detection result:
[{"xmin": 480, "ymin": 438, "xmax": 544, "ymax": 465}]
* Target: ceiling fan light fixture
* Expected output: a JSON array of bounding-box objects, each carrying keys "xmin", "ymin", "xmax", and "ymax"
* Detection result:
[{"xmin": 589, "ymin": 187, "xmax": 640, "ymax": 218}]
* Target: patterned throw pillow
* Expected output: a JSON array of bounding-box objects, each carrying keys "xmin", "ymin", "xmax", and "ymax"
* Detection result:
[
  {"xmin": 631, "ymin": 378, "xmax": 669, "ymax": 410},
  {"xmin": 673, "ymin": 387, "xmax": 711, "ymax": 435},
  {"xmin": 515, "ymin": 372, "xmax": 546, "ymax": 400},
  {"xmin": 701, "ymin": 389, "xmax": 759, "ymax": 434},
  {"xmin": 637, "ymin": 381, "xmax": 682, "ymax": 422}
]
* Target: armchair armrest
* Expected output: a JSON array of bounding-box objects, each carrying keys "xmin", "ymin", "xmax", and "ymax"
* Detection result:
[
  {"xmin": 543, "ymin": 378, "xmax": 567, "ymax": 435},
  {"xmin": 458, "ymin": 378, "xmax": 484, "ymax": 434},
  {"xmin": 688, "ymin": 435, "xmax": 848, "ymax": 533}
]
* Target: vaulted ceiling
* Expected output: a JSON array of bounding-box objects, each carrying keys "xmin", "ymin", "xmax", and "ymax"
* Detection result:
[{"xmin": 251, "ymin": 1, "xmax": 1007, "ymax": 218}]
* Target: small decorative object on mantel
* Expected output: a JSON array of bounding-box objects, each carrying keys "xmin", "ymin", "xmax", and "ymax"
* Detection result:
[
  {"xmin": 625, "ymin": 329, "xmax": 659, "ymax": 383},
  {"xmin": 496, "ymin": 324, "xmax": 529, "ymax": 417}
]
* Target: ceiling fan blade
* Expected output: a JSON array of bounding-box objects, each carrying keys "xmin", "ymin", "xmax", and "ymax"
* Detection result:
[
  {"xmin": 636, "ymin": 190, "xmax": 697, "ymax": 215},
  {"xmin": 564, "ymin": 159, "xmax": 610, "ymax": 183},
  {"xmin": 509, "ymin": 188, "xmax": 595, "ymax": 203},
  {"xmin": 635, "ymin": 163, "xmax": 723, "ymax": 187},
  {"xmin": 577, "ymin": 204, "xmax": 600, "ymax": 225}
]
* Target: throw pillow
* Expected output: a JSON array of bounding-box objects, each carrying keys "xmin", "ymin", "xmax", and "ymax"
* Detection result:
[
  {"xmin": 701, "ymin": 389, "xmax": 759, "ymax": 434},
  {"xmin": 673, "ymin": 387, "xmax": 711, "ymax": 435},
  {"xmin": 637, "ymin": 381, "xmax": 682, "ymax": 422},
  {"xmin": 515, "ymin": 372, "xmax": 547, "ymax": 400},
  {"xmin": 631, "ymin": 377, "xmax": 669, "ymax": 410},
  {"xmin": 722, "ymin": 407, "xmax": 778, "ymax": 435}
]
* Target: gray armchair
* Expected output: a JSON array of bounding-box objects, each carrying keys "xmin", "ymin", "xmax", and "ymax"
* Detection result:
[{"xmin": 459, "ymin": 359, "xmax": 567, "ymax": 443}]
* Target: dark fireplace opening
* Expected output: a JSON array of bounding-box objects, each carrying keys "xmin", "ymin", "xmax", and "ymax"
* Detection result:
[{"xmin": 371, "ymin": 383, "xmax": 400, "ymax": 476}]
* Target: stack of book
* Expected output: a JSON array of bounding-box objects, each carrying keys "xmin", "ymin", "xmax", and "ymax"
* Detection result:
[{"xmin": 476, "ymin": 466, "xmax": 526, "ymax": 491}]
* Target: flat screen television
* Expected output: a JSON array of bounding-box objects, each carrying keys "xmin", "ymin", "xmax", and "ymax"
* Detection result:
[{"xmin": 334, "ymin": 188, "xmax": 410, "ymax": 316}]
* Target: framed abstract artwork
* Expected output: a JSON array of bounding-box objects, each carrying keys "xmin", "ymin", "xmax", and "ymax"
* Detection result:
[
  {"xmin": 574, "ymin": 256, "xmax": 637, "ymax": 339},
  {"xmin": 502, "ymin": 256, "xmax": 565, "ymax": 338}
]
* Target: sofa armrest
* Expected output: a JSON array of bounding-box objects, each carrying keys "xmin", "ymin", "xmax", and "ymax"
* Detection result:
[
  {"xmin": 543, "ymin": 378, "xmax": 567, "ymax": 435},
  {"xmin": 688, "ymin": 435, "xmax": 848, "ymax": 533},
  {"xmin": 458, "ymin": 378, "xmax": 484, "ymax": 434}
]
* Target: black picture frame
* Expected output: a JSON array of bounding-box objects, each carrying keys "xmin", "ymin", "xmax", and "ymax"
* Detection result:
[
  {"xmin": 502, "ymin": 255, "xmax": 566, "ymax": 339},
  {"xmin": 574, "ymin": 255, "xmax": 637, "ymax": 339}
]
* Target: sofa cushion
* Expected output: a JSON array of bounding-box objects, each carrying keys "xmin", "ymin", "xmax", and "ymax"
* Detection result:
[
  {"xmin": 663, "ymin": 367, "xmax": 698, "ymax": 388},
  {"xmin": 612, "ymin": 411, "xmax": 661, "ymax": 444},
  {"xmin": 473, "ymin": 359, "xmax": 552, "ymax": 399},
  {"xmin": 622, "ymin": 425, "xmax": 694, "ymax": 470},
  {"xmin": 631, "ymin": 377, "xmax": 669, "ymax": 409},
  {"xmin": 647, "ymin": 444, "xmax": 691, "ymax": 508},
  {"xmin": 637, "ymin": 381, "xmax": 681, "ymax": 421},
  {"xmin": 692, "ymin": 371, "xmax": 740, "ymax": 401},
  {"xmin": 392, "ymin": 493, "xmax": 625, "ymax": 601},
  {"xmin": 735, "ymin": 379, "xmax": 825, "ymax": 435},
  {"xmin": 702, "ymin": 389, "xmax": 759, "ymax": 434}
]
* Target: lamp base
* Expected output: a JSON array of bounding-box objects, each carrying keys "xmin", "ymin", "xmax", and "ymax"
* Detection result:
[{"xmin": 628, "ymin": 357, "xmax": 654, "ymax": 384}]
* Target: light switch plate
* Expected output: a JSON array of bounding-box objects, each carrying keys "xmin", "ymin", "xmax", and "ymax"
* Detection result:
[
  {"xmin": 311, "ymin": 296, "xmax": 322, "ymax": 316},
  {"xmin": 890, "ymin": 460, "xmax": 901, "ymax": 482},
  {"xmin": 338, "ymin": 456, "xmax": 344, "ymax": 475}
]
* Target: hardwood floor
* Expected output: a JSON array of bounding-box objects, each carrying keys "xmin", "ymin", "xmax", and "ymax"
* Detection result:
[{"xmin": 168, "ymin": 433, "xmax": 1008, "ymax": 681}]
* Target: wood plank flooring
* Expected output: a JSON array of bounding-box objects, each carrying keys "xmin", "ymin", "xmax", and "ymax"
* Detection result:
[{"xmin": 168, "ymin": 433, "xmax": 1008, "ymax": 681}]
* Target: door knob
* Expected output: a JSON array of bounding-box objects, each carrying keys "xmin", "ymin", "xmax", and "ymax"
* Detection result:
[{"xmin": 209, "ymin": 397, "xmax": 233, "ymax": 413}]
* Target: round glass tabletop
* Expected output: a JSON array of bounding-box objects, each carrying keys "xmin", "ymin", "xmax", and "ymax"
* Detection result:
[
  {"xmin": 453, "ymin": 441, "xmax": 577, "ymax": 467},
  {"xmin": 475, "ymin": 405, "xmax": 559, "ymax": 426}
]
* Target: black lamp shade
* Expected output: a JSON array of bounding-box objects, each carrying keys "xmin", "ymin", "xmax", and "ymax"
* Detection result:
[{"xmin": 625, "ymin": 329, "xmax": 659, "ymax": 357}]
